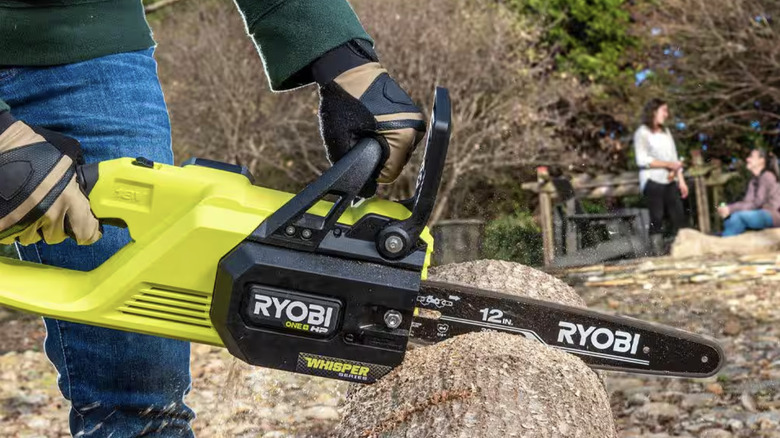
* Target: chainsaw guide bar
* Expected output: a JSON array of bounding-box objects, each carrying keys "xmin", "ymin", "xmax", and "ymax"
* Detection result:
[{"xmin": 412, "ymin": 280, "xmax": 724, "ymax": 379}]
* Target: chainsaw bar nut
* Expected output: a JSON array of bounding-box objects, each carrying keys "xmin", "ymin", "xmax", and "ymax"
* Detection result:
[
  {"xmin": 384, "ymin": 309, "xmax": 403, "ymax": 329},
  {"xmin": 384, "ymin": 235, "xmax": 404, "ymax": 254}
]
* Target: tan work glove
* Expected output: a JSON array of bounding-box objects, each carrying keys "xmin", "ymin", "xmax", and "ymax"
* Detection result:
[
  {"xmin": 0, "ymin": 111, "xmax": 101, "ymax": 246},
  {"xmin": 312, "ymin": 39, "xmax": 426, "ymax": 184}
]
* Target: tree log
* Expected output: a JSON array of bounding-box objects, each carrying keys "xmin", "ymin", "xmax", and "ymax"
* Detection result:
[
  {"xmin": 671, "ymin": 227, "xmax": 780, "ymax": 258},
  {"xmin": 336, "ymin": 260, "xmax": 616, "ymax": 438}
]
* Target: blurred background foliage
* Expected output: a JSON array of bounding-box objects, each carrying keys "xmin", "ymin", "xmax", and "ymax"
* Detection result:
[{"xmin": 4, "ymin": 0, "xmax": 775, "ymax": 267}]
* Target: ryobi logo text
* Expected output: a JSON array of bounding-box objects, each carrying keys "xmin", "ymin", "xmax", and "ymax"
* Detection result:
[
  {"xmin": 253, "ymin": 295, "xmax": 334, "ymax": 327},
  {"xmin": 246, "ymin": 286, "xmax": 341, "ymax": 337},
  {"xmin": 557, "ymin": 321, "xmax": 641, "ymax": 355}
]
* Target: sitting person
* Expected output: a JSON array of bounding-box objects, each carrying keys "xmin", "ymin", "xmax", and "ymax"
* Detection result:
[{"xmin": 717, "ymin": 148, "xmax": 780, "ymax": 236}]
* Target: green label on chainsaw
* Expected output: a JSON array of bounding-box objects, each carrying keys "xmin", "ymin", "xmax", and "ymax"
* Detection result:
[{"xmin": 297, "ymin": 353, "xmax": 392, "ymax": 383}]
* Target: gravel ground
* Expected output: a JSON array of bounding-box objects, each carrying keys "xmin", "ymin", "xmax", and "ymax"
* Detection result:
[{"xmin": 579, "ymin": 256, "xmax": 780, "ymax": 438}]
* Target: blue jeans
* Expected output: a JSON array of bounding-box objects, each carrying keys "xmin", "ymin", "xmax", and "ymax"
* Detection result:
[
  {"xmin": 722, "ymin": 209, "xmax": 774, "ymax": 237},
  {"xmin": 0, "ymin": 48, "xmax": 195, "ymax": 437}
]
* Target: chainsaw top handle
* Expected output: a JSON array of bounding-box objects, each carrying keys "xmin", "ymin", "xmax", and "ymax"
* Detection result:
[
  {"xmin": 378, "ymin": 87, "xmax": 451, "ymax": 259},
  {"xmin": 248, "ymin": 86, "xmax": 451, "ymax": 260}
]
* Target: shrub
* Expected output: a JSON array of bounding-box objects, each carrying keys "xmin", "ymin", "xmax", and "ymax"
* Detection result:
[{"xmin": 481, "ymin": 211, "xmax": 543, "ymax": 267}]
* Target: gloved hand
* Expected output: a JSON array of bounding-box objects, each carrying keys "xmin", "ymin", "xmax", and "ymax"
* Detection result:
[
  {"xmin": 312, "ymin": 39, "xmax": 426, "ymax": 184},
  {"xmin": 0, "ymin": 111, "xmax": 101, "ymax": 246}
]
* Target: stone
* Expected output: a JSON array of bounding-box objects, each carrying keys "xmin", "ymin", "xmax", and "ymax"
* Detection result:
[
  {"xmin": 604, "ymin": 378, "xmax": 647, "ymax": 394},
  {"xmin": 727, "ymin": 419, "xmax": 744, "ymax": 431},
  {"xmin": 723, "ymin": 319, "xmax": 742, "ymax": 336},
  {"xmin": 631, "ymin": 402, "xmax": 683, "ymax": 423},
  {"xmin": 681, "ymin": 393, "xmax": 717, "ymax": 410},
  {"xmin": 746, "ymin": 412, "xmax": 780, "ymax": 428},
  {"xmin": 699, "ymin": 429, "xmax": 733, "ymax": 438},
  {"xmin": 627, "ymin": 393, "xmax": 650, "ymax": 407},
  {"xmin": 705, "ymin": 383, "xmax": 724, "ymax": 395},
  {"xmin": 740, "ymin": 392, "xmax": 757, "ymax": 412},
  {"xmin": 301, "ymin": 406, "xmax": 340, "ymax": 421}
]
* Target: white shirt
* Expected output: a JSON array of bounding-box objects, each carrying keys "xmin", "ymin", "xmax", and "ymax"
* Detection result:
[{"xmin": 633, "ymin": 125, "xmax": 679, "ymax": 191}]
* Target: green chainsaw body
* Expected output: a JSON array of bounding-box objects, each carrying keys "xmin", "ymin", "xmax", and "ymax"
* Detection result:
[{"xmin": 0, "ymin": 156, "xmax": 433, "ymax": 347}]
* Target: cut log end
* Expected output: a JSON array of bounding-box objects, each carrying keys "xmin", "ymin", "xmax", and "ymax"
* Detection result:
[
  {"xmin": 428, "ymin": 259, "xmax": 587, "ymax": 308},
  {"xmin": 671, "ymin": 227, "xmax": 780, "ymax": 258},
  {"xmin": 337, "ymin": 260, "xmax": 616, "ymax": 438},
  {"xmin": 336, "ymin": 332, "xmax": 616, "ymax": 438}
]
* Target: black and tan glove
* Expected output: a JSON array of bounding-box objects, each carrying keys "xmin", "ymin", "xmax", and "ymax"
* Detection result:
[
  {"xmin": 312, "ymin": 39, "xmax": 426, "ymax": 184},
  {"xmin": 0, "ymin": 111, "xmax": 101, "ymax": 246}
]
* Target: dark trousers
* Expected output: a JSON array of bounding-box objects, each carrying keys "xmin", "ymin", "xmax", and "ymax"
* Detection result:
[{"xmin": 643, "ymin": 180, "xmax": 686, "ymax": 237}]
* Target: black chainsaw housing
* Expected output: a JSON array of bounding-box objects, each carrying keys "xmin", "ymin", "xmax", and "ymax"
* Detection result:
[
  {"xmin": 211, "ymin": 235, "xmax": 422, "ymax": 382},
  {"xmin": 210, "ymin": 88, "xmax": 451, "ymax": 383}
]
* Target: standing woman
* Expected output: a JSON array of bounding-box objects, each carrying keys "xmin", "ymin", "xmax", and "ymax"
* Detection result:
[{"xmin": 633, "ymin": 98, "xmax": 689, "ymax": 255}]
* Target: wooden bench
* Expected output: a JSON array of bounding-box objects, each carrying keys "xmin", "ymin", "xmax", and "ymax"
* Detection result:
[
  {"xmin": 521, "ymin": 153, "xmax": 738, "ymax": 267},
  {"xmin": 551, "ymin": 177, "xmax": 648, "ymax": 256}
]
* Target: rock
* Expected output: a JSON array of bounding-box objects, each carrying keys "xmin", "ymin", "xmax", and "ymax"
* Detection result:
[
  {"xmin": 338, "ymin": 260, "xmax": 614, "ymax": 438},
  {"xmin": 618, "ymin": 427, "xmax": 644, "ymax": 437},
  {"xmin": 740, "ymin": 392, "xmax": 757, "ymax": 412},
  {"xmin": 301, "ymin": 406, "xmax": 340, "ymax": 421},
  {"xmin": 746, "ymin": 412, "xmax": 780, "ymax": 428},
  {"xmin": 727, "ymin": 419, "xmax": 744, "ymax": 431},
  {"xmin": 681, "ymin": 393, "xmax": 717, "ymax": 410},
  {"xmin": 631, "ymin": 402, "xmax": 683, "ymax": 423},
  {"xmin": 699, "ymin": 429, "xmax": 733, "ymax": 438},
  {"xmin": 671, "ymin": 228, "xmax": 780, "ymax": 259},
  {"xmin": 723, "ymin": 319, "xmax": 742, "ymax": 336},
  {"xmin": 604, "ymin": 378, "xmax": 647, "ymax": 394},
  {"xmin": 705, "ymin": 383, "xmax": 724, "ymax": 395},
  {"xmin": 622, "ymin": 386, "xmax": 662, "ymax": 398},
  {"xmin": 627, "ymin": 393, "xmax": 650, "ymax": 407}
]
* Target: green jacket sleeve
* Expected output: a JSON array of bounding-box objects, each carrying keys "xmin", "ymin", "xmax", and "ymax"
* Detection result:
[
  {"xmin": 0, "ymin": 99, "xmax": 9, "ymax": 113},
  {"xmin": 232, "ymin": 0, "xmax": 373, "ymax": 91}
]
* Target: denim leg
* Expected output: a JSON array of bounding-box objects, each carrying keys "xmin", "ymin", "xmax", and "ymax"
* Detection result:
[
  {"xmin": 0, "ymin": 48, "xmax": 194, "ymax": 437},
  {"xmin": 722, "ymin": 210, "xmax": 773, "ymax": 237}
]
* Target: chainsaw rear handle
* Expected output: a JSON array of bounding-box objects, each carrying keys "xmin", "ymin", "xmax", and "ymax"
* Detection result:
[{"xmin": 76, "ymin": 163, "xmax": 126, "ymax": 230}]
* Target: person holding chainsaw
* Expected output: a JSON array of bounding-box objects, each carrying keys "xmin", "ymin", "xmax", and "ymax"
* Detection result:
[{"xmin": 0, "ymin": 1, "xmax": 425, "ymax": 435}]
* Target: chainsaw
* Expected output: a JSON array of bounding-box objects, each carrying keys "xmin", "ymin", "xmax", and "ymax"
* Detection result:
[{"xmin": 0, "ymin": 87, "xmax": 724, "ymax": 383}]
